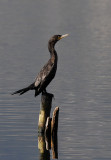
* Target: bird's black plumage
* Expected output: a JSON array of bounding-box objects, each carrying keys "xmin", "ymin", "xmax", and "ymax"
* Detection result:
[{"xmin": 12, "ymin": 34, "xmax": 68, "ymax": 97}]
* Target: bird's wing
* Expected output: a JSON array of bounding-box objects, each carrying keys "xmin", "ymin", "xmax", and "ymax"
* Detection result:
[{"xmin": 34, "ymin": 59, "xmax": 54, "ymax": 87}]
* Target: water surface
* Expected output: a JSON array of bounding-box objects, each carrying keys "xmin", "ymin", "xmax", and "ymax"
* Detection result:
[{"xmin": 0, "ymin": 0, "xmax": 111, "ymax": 160}]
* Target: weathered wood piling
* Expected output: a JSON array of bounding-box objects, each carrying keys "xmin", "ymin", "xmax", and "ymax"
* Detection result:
[
  {"xmin": 38, "ymin": 92, "xmax": 53, "ymax": 133},
  {"xmin": 38, "ymin": 92, "xmax": 59, "ymax": 159}
]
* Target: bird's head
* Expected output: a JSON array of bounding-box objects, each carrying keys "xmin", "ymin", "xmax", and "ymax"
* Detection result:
[{"xmin": 49, "ymin": 34, "xmax": 69, "ymax": 45}]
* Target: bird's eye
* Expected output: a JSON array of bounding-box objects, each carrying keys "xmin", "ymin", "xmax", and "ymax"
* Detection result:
[{"xmin": 57, "ymin": 35, "xmax": 61, "ymax": 40}]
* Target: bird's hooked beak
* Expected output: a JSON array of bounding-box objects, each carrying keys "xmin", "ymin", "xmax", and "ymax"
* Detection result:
[{"xmin": 59, "ymin": 34, "xmax": 69, "ymax": 40}]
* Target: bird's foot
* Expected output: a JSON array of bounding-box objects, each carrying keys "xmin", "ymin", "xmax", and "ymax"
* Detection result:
[{"xmin": 42, "ymin": 90, "xmax": 54, "ymax": 99}]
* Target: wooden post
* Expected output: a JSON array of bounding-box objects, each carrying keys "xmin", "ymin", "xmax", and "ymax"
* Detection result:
[
  {"xmin": 51, "ymin": 133, "xmax": 58, "ymax": 159},
  {"xmin": 45, "ymin": 117, "xmax": 52, "ymax": 150},
  {"xmin": 38, "ymin": 93, "xmax": 59, "ymax": 159},
  {"xmin": 51, "ymin": 107, "xmax": 59, "ymax": 136},
  {"xmin": 38, "ymin": 92, "xmax": 53, "ymax": 133},
  {"xmin": 38, "ymin": 135, "xmax": 50, "ymax": 160},
  {"xmin": 51, "ymin": 107, "xmax": 59, "ymax": 159}
]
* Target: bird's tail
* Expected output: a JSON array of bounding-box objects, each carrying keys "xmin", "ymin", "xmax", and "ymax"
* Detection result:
[{"xmin": 12, "ymin": 83, "xmax": 34, "ymax": 95}]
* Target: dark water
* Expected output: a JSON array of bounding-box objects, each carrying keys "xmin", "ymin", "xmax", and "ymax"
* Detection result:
[{"xmin": 0, "ymin": 0, "xmax": 111, "ymax": 159}]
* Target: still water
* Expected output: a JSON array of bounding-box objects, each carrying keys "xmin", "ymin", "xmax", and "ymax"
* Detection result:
[{"xmin": 0, "ymin": 0, "xmax": 111, "ymax": 159}]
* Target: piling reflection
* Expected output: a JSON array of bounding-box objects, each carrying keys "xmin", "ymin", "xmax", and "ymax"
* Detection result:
[{"xmin": 38, "ymin": 133, "xmax": 58, "ymax": 160}]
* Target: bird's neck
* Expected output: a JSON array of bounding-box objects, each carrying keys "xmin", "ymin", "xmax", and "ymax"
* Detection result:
[{"xmin": 48, "ymin": 42, "xmax": 58, "ymax": 59}]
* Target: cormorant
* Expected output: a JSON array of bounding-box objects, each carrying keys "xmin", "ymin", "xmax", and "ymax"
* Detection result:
[{"xmin": 12, "ymin": 34, "xmax": 68, "ymax": 97}]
